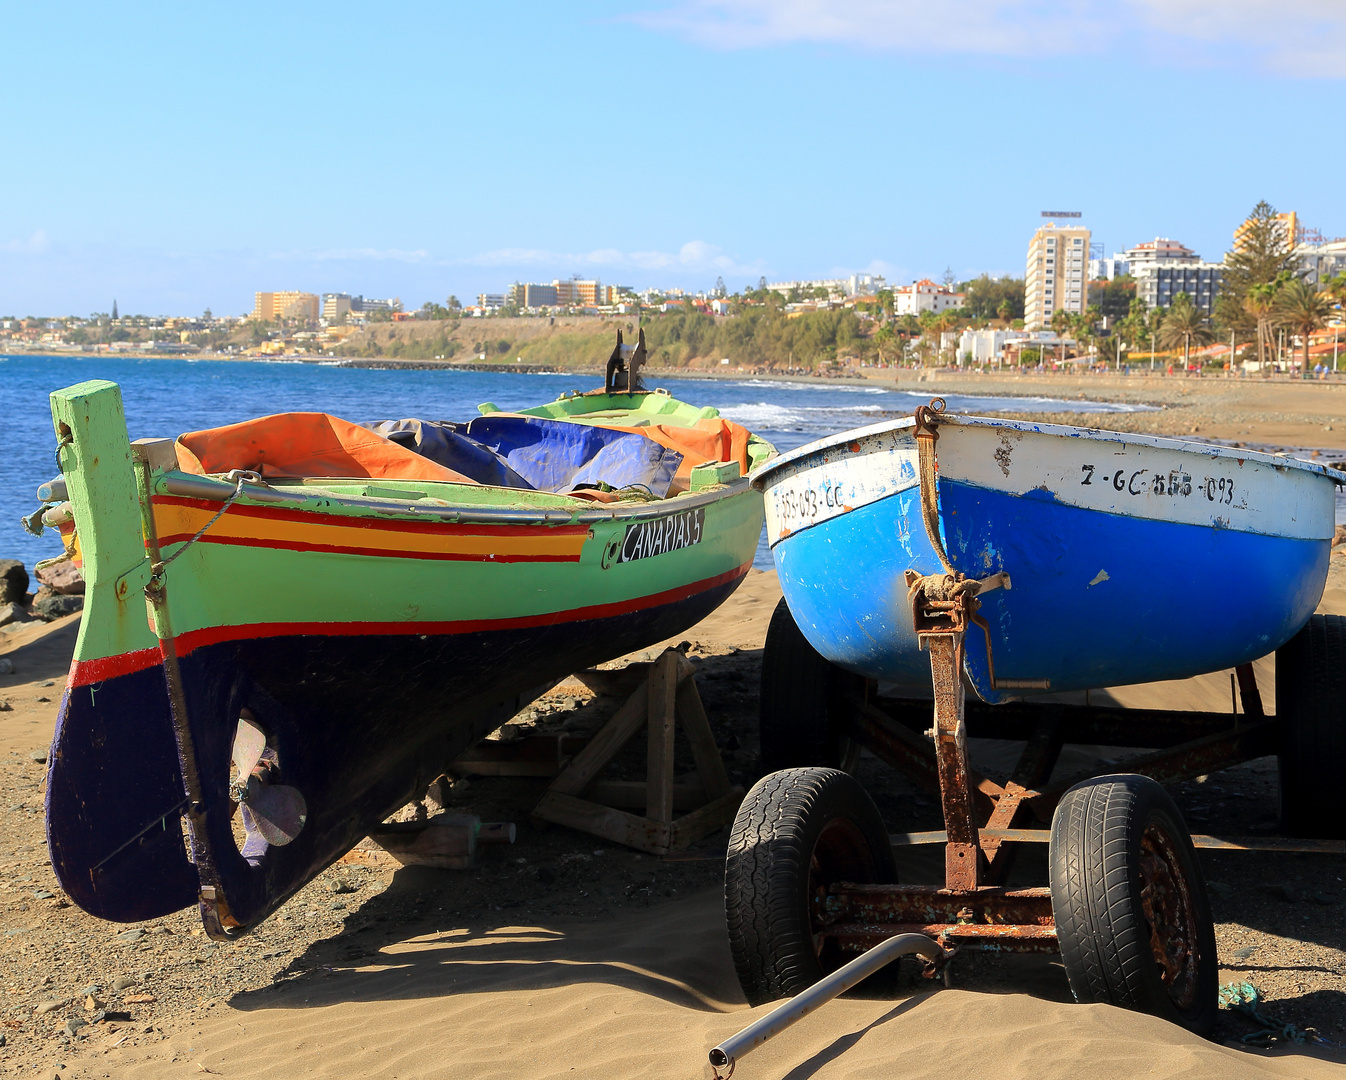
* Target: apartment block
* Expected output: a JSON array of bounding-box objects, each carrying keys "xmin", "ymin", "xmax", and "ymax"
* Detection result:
[
  {"xmin": 322, "ymin": 293, "xmax": 352, "ymax": 321},
  {"xmin": 1121, "ymin": 238, "xmax": 1199, "ymax": 270},
  {"xmin": 1133, "ymin": 262, "xmax": 1223, "ymax": 316},
  {"xmin": 1025, "ymin": 223, "xmax": 1090, "ymax": 329},
  {"xmin": 353, "ymin": 296, "xmax": 401, "ymax": 314},
  {"xmin": 1235, "ymin": 211, "xmax": 1298, "ymax": 251},
  {"xmin": 1296, "ymin": 239, "xmax": 1346, "ymax": 288},
  {"xmin": 254, "ymin": 291, "xmax": 320, "ymax": 322}
]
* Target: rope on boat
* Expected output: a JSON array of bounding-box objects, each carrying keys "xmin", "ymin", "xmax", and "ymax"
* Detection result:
[
  {"xmin": 54, "ymin": 429, "xmax": 72, "ymax": 474},
  {"xmin": 1219, "ymin": 981, "xmax": 1340, "ymax": 1048},
  {"xmin": 912, "ymin": 398, "xmax": 956, "ymax": 576},
  {"xmin": 907, "ymin": 399, "xmax": 1043, "ymax": 691},
  {"xmin": 154, "ymin": 469, "xmax": 261, "ymax": 575}
]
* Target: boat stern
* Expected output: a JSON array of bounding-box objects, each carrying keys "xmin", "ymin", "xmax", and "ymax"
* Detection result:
[{"xmin": 44, "ymin": 380, "xmax": 198, "ymax": 922}]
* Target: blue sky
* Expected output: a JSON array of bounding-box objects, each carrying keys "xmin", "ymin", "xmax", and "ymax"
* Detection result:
[{"xmin": 2, "ymin": 0, "xmax": 1344, "ymax": 316}]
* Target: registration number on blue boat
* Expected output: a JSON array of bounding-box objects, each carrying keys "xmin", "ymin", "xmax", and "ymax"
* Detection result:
[{"xmin": 619, "ymin": 507, "xmax": 705, "ymax": 563}]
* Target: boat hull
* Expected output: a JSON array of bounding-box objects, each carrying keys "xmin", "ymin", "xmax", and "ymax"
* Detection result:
[
  {"xmin": 756, "ymin": 415, "xmax": 1337, "ymax": 702},
  {"xmin": 43, "ymin": 379, "xmax": 766, "ymax": 930}
]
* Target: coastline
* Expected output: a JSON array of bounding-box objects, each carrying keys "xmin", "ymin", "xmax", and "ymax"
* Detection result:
[{"xmin": 11, "ymin": 350, "xmax": 1346, "ymax": 452}]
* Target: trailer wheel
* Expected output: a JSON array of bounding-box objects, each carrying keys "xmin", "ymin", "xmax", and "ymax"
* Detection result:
[
  {"xmin": 725, "ymin": 767, "xmax": 897, "ymax": 1005},
  {"xmin": 1276, "ymin": 614, "xmax": 1346, "ymax": 839},
  {"xmin": 1049, "ymin": 774, "xmax": 1217, "ymax": 1036},
  {"xmin": 759, "ymin": 598, "xmax": 863, "ymax": 774}
]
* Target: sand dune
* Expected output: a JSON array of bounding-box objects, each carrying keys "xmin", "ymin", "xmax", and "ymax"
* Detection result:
[{"xmin": 95, "ymin": 887, "xmax": 1344, "ymax": 1080}]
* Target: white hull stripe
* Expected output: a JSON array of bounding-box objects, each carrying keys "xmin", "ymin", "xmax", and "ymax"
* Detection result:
[{"xmin": 758, "ymin": 415, "xmax": 1337, "ymax": 544}]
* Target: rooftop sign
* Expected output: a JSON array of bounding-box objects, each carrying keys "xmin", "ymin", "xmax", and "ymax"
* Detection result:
[{"xmin": 1041, "ymin": 211, "xmax": 1082, "ymax": 218}]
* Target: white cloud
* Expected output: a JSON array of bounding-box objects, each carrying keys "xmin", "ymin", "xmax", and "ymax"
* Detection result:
[
  {"xmin": 628, "ymin": 0, "xmax": 1111, "ymax": 57},
  {"xmin": 2, "ymin": 230, "xmax": 51, "ymax": 255},
  {"xmin": 628, "ymin": 0, "xmax": 1346, "ymax": 74},
  {"xmin": 1128, "ymin": 0, "xmax": 1346, "ymax": 76},
  {"xmin": 267, "ymin": 246, "xmax": 431, "ymax": 263},
  {"xmin": 462, "ymin": 240, "xmax": 766, "ymax": 277}
]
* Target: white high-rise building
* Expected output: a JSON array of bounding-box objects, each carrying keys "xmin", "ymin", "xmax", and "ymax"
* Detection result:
[{"xmin": 1025, "ymin": 223, "xmax": 1090, "ymax": 329}]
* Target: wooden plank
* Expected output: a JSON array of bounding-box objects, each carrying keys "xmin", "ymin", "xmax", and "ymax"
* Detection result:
[
  {"xmin": 572, "ymin": 664, "xmax": 654, "ymax": 698},
  {"xmin": 453, "ymin": 735, "xmax": 586, "ymax": 777},
  {"xmin": 533, "ymin": 791, "xmax": 671, "ymax": 854},
  {"xmin": 646, "ymin": 651, "xmax": 679, "ymax": 823},
  {"xmin": 675, "ymin": 678, "xmax": 731, "ymax": 800},
  {"xmin": 365, "ymin": 817, "xmax": 476, "ymax": 868},
  {"xmin": 587, "ymin": 778, "xmax": 706, "ymax": 812},
  {"xmin": 547, "ymin": 688, "xmax": 648, "ymax": 797},
  {"xmin": 668, "ymin": 788, "xmax": 744, "ymax": 850}
]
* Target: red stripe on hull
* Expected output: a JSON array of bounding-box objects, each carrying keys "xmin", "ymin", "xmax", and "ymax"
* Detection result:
[
  {"xmin": 64, "ymin": 561, "xmax": 752, "ymax": 680},
  {"xmin": 153, "ymin": 496, "xmax": 589, "ymax": 538},
  {"xmin": 69, "ymin": 647, "xmax": 164, "ymax": 688},
  {"xmin": 150, "ymin": 533, "xmax": 580, "ymax": 563}
]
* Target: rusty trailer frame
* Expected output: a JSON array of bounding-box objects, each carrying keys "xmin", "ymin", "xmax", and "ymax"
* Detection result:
[
  {"xmin": 812, "ymin": 616, "xmax": 1340, "ymax": 958},
  {"xmin": 801, "ymin": 401, "xmax": 1341, "ymax": 960}
]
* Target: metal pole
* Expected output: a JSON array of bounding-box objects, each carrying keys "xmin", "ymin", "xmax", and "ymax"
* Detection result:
[{"xmin": 707, "ymin": 934, "xmax": 952, "ymax": 1073}]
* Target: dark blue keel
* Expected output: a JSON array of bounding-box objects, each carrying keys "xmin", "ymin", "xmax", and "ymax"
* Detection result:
[{"xmin": 46, "ymin": 574, "xmax": 742, "ymax": 929}]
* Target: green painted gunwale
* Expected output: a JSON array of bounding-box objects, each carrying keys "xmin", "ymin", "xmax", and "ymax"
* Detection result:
[{"xmin": 51, "ymin": 381, "xmax": 773, "ymax": 668}]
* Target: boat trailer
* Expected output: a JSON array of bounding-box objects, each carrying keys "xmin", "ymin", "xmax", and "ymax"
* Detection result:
[
  {"xmin": 712, "ymin": 401, "xmax": 1344, "ymax": 1073},
  {"xmin": 711, "ymin": 586, "xmax": 1340, "ymax": 1076}
]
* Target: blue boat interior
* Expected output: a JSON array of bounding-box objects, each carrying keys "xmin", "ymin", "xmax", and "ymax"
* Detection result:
[{"xmin": 365, "ymin": 415, "xmax": 684, "ymax": 497}]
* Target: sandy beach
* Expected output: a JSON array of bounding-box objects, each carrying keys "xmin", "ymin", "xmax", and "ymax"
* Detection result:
[{"xmin": 3, "ymin": 372, "xmax": 1346, "ymax": 1079}]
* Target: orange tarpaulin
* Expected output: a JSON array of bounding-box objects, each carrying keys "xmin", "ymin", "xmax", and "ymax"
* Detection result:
[
  {"xmin": 592, "ymin": 417, "xmax": 754, "ymax": 491},
  {"xmin": 175, "ymin": 412, "xmax": 477, "ymax": 484}
]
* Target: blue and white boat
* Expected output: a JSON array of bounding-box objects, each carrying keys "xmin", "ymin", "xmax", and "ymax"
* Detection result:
[{"xmin": 752, "ymin": 405, "xmax": 1341, "ymax": 702}]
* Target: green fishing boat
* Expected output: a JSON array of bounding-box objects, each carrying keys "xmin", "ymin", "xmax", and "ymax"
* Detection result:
[{"xmin": 38, "ymin": 335, "xmax": 773, "ymax": 937}]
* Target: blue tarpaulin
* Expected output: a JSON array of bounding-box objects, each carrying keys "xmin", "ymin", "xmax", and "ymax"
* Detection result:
[{"xmin": 365, "ymin": 415, "xmax": 683, "ymax": 497}]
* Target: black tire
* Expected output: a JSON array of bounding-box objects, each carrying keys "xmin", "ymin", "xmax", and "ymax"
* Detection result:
[
  {"xmin": 759, "ymin": 597, "xmax": 864, "ymax": 774},
  {"xmin": 724, "ymin": 767, "xmax": 897, "ymax": 1005},
  {"xmin": 1049, "ymin": 774, "xmax": 1218, "ymax": 1036},
  {"xmin": 1275, "ymin": 614, "xmax": 1346, "ymax": 839}
]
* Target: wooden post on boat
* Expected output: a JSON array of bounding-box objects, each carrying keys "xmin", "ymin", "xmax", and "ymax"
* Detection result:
[{"xmin": 532, "ymin": 648, "xmax": 743, "ymax": 855}]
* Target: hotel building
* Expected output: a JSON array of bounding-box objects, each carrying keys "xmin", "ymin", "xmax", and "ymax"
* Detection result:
[
  {"xmin": 1024, "ymin": 223, "xmax": 1090, "ymax": 329},
  {"xmin": 253, "ymin": 291, "xmax": 320, "ymax": 322}
]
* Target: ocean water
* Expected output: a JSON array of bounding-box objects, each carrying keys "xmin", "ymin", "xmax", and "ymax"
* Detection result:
[{"xmin": 2, "ymin": 354, "xmax": 1159, "ymax": 572}]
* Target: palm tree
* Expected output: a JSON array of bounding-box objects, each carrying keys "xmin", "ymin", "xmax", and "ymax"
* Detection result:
[
  {"xmin": 931, "ymin": 311, "xmax": 959, "ymax": 364},
  {"xmin": 996, "ymin": 299, "xmax": 1013, "ymax": 324},
  {"xmin": 1243, "ymin": 271, "xmax": 1291, "ymax": 368},
  {"xmin": 1157, "ymin": 292, "xmax": 1211, "ymax": 368},
  {"xmin": 873, "ymin": 324, "xmax": 896, "ymax": 365},
  {"xmin": 1275, "ymin": 279, "xmax": 1335, "ymax": 377},
  {"xmin": 1158, "ymin": 294, "xmax": 1215, "ymax": 370}
]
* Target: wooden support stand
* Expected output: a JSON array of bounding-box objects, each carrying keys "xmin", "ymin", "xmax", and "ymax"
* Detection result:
[
  {"xmin": 351, "ymin": 813, "xmax": 516, "ymax": 870},
  {"xmin": 532, "ymin": 648, "xmax": 743, "ymax": 855}
]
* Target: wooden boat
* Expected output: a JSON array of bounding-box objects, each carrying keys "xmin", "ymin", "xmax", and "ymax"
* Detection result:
[
  {"xmin": 39, "ymin": 358, "xmax": 772, "ymax": 937},
  {"xmin": 752, "ymin": 400, "xmax": 1339, "ymax": 700},
  {"xmin": 731, "ymin": 398, "xmax": 1343, "ymax": 1038}
]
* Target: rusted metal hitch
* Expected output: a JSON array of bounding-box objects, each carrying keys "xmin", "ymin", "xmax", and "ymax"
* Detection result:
[
  {"xmin": 902, "ymin": 568, "xmax": 1012, "ymax": 892},
  {"xmin": 823, "ymin": 884, "xmax": 1058, "ymax": 953}
]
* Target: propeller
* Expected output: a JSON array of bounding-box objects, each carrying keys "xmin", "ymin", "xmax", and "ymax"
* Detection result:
[{"xmin": 230, "ymin": 715, "xmax": 308, "ymax": 847}]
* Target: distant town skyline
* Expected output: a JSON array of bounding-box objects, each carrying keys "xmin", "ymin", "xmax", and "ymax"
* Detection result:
[{"xmin": 2, "ymin": 1, "xmax": 1344, "ymax": 315}]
